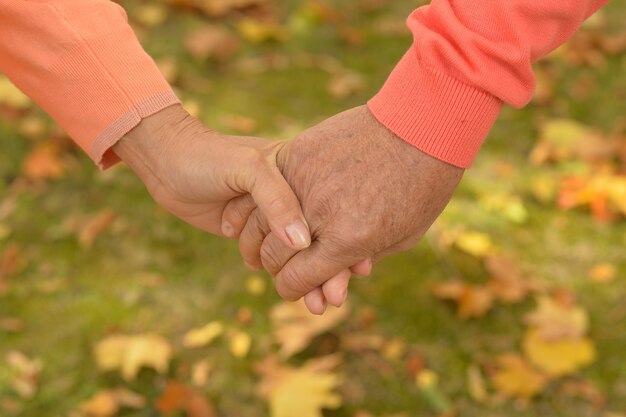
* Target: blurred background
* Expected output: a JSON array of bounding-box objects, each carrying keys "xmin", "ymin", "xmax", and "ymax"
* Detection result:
[{"xmin": 1, "ymin": 0, "xmax": 626, "ymax": 416}]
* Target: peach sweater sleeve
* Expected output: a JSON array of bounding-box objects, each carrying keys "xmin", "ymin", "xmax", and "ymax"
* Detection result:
[
  {"xmin": 0, "ymin": 0, "xmax": 180, "ymax": 169},
  {"xmin": 368, "ymin": 0, "xmax": 610, "ymax": 168}
]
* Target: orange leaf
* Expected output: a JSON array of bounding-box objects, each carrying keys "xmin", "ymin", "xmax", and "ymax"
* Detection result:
[{"xmin": 22, "ymin": 144, "xmax": 65, "ymax": 180}]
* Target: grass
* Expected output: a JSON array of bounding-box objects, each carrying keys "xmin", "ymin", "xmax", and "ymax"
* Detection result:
[{"xmin": 1, "ymin": 0, "xmax": 626, "ymax": 416}]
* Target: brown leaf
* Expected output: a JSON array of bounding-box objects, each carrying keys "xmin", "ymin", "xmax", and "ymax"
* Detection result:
[
  {"xmin": 80, "ymin": 389, "xmax": 145, "ymax": 417},
  {"xmin": 271, "ymin": 300, "xmax": 349, "ymax": 358},
  {"xmin": 431, "ymin": 281, "xmax": 494, "ymax": 319},
  {"xmin": 485, "ymin": 255, "xmax": 533, "ymax": 303},
  {"xmin": 0, "ymin": 317, "xmax": 23, "ymax": 333},
  {"xmin": 78, "ymin": 209, "xmax": 117, "ymax": 249},
  {"xmin": 155, "ymin": 380, "xmax": 216, "ymax": 417},
  {"xmin": 185, "ymin": 25, "xmax": 240, "ymax": 62},
  {"xmin": 5, "ymin": 351, "xmax": 43, "ymax": 399},
  {"xmin": 22, "ymin": 143, "xmax": 66, "ymax": 180},
  {"xmin": 0, "ymin": 243, "xmax": 27, "ymax": 278},
  {"xmin": 524, "ymin": 295, "xmax": 589, "ymax": 341},
  {"xmin": 328, "ymin": 70, "xmax": 365, "ymax": 99}
]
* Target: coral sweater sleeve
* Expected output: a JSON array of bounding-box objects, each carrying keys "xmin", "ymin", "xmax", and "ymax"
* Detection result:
[
  {"xmin": 0, "ymin": 0, "xmax": 179, "ymax": 169},
  {"xmin": 368, "ymin": 0, "xmax": 610, "ymax": 168}
]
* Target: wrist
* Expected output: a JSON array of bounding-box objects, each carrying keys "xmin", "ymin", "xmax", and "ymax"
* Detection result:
[{"xmin": 113, "ymin": 104, "xmax": 189, "ymax": 183}]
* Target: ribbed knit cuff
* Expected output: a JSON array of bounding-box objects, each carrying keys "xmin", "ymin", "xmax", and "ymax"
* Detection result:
[{"xmin": 367, "ymin": 50, "xmax": 503, "ymax": 168}]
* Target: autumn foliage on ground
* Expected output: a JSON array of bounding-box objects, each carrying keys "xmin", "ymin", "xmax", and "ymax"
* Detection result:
[{"xmin": 1, "ymin": 1, "xmax": 626, "ymax": 417}]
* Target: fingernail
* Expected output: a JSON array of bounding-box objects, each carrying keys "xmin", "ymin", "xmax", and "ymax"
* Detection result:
[
  {"xmin": 222, "ymin": 221, "xmax": 234, "ymax": 238},
  {"xmin": 340, "ymin": 288, "xmax": 348, "ymax": 305},
  {"xmin": 285, "ymin": 221, "xmax": 311, "ymax": 249}
]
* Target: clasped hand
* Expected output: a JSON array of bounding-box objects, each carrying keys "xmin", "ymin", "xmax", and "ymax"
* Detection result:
[{"xmin": 116, "ymin": 105, "xmax": 463, "ymax": 315}]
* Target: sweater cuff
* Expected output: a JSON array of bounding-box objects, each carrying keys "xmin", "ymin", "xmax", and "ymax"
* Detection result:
[{"xmin": 367, "ymin": 50, "xmax": 503, "ymax": 168}]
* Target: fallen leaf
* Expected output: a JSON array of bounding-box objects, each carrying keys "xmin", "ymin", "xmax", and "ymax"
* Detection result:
[
  {"xmin": 271, "ymin": 300, "xmax": 349, "ymax": 357},
  {"xmin": 237, "ymin": 18, "xmax": 289, "ymax": 43},
  {"xmin": 0, "ymin": 317, "xmax": 23, "ymax": 333},
  {"xmin": 78, "ymin": 209, "xmax": 117, "ymax": 249},
  {"xmin": 485, "ymin": 255, "xmax": 534, "ymax": 303},
  {"xmin": 523, "ymin": 328, "xmax": 596, "ymax": 377},
  {"xmin": 415, "ymin": 369, "xmax": 453, "ymax": 414},
  {"xmin": 191, "ymin": 359, "xmax": 213, "ymax": 387},
  {"xmin": 229, "ymin": 330, "xmax": 252, "ymax": 358},
  {"xmin": 22, "ymin": 143, "xmax": 66, "ymax": 180},
  {"xmin": 5, "ymin": 351, "xmax": 43, "ymax": 399},
  {"xmin": 183, "ymin": 321, "xmax": 224, "ymax": 348},
  {"xmin": 245, "ymin": 274, "xmax": 266, "ymax": 295},
  {"xmin": 133, "ymin": 4, "xmax": 168, "ymax": 27},
  {"xmin": 185, "ymin": 25, "xmax": 240, "ymax": 62},
  {"xmin": 222, "ymin": 114, "xmax": 258, "ymax": 134},
  {"xmin": 80, "ymin": 388, "xmax": 145, "ymax": 417},
  {"xmin": 491, "ymin": 354, "xmax": 547, "ymax": 400},
  {"xmin": 155, "ymin": 380, "xmax": 216, "ymax": 417},
  {"xmin": 454, "ymin": 231, "xmax": 494, "ymax": 258},
  {"xmin": 431, "ymin": 281, "xmax": 494, "ymax": 319},
  {"xmin": 0, "ymin": 243, "xmax": 27, "ymax": 278},
  {"xmin": 257, "ymin": 355, "xmax": 342, "ymax": 417},
  {"xmin": 467, "ymin": 365, "xmax": 487, "ymax": 403},
  {"xmin": 524, "ymin": 296, "xmax": 589, "ymax": 341},
  {"xmin": 0, "ymin": 76, "xmax": 31, "ymax": 109},
  {"xmin": 588, "ymin": 263, "xmax": 617, "ymax": 283},
  {"xmin": 328, "ymin": 70, "xmax": 365, "ymax": 99},
  {"xmin": 94, "ymin": 334, "xmax": 172, "ymax": 380}
]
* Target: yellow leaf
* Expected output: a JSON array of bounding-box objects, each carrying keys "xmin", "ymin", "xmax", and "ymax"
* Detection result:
[
  {"xmin": 491, "ymin": 354, "xmax": 547, "ymax": 400},
  {"xmin": 588, "ymin": 262, "xmax": 617, "ymax": 283},
  {"xmin": 523, "ymin": 329, "xmax": 596, "ymax": 377},
  {"xmin": 257, "ymin": 356, "xmax": 342, "ymax": 417},
  {"xmin": 237, "ymin": 18, "xmax": 289, "ymax": 43},
  {"xmin": 229, "ymin": 331, "xmax": 251, "ymax": 358},
  {"xmin": 245, "ymin": 274, "xmax": 266, "ymax": 295},
  {"xmin": 0, "ymin": 76, "xmax": 31, "ymax": 109},
  {"xmin": 94, "ymin": 334, "xmax": 172, "ymax": 380},
  {"xmin": 134, "ymin": 4, "xmax": 168, "ymax": 27},
  {"xmin": 183, "ymin": 321, "xmax": 224, "ymax": 348},
  {"xmin": 271, "ymin": 300, "xmax": 348, "ymax": 358},
  {"xmin": 467, "ymin": 365, "xmax": 487, "ymax": 403},
  {"xmin": 454, "ymin": 232, "xmax": 493, "ymax": 258},
  {"xmin": 524, "ymin": 296, "xmax": 589, "ymax": 341}
]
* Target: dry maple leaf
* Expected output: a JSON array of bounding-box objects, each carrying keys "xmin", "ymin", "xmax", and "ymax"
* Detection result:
[
  {"xmin": 485, "ymin": 255, "xmax": 534, "ymax": 304},
  {"xmin": 78, "ymin": 209, "xmax": 117, "ymax": 249},
  {"xmin": 256, "ymin": 355, "xmax": 342, "ymax": 417},
  {"xmin": 491, "ymin": 354, "xmax": 547, "ymax": 400},
  {"xmin": 22, "ymin": 143, "xmax": 66, "ymax": 180},
  {"xmin": 94, "ymin": 334, "xmax": 172, "ymax": 381},
  {"xmin": 271, "ymin": 300, "xmax": 349, "ymax": 358},
  {"xmin": 522, "ymin": 328, "xmax": 596, "ymax": 377},
  {"xmin": 524, "ymin": 295, "xmax": 589, "ymax": 341},
  {"xmin": 80, "ymin": 388, "xmax": 145, "ymax": 417},
  {"xmin": 155, "ymin": 380, "xmax": 216, "ymax": 417},
  {"xmin": 430, "ymin": 281, "xmax": 494, "ymax": 319},
  {"xmin": 184, "ymin": 25, "xmax": 240, "ymax": 62}
]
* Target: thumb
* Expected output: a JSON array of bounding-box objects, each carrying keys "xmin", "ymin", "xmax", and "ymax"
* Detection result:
[{"xmin": 246, "ymin": 163, "xmax": 311, "ymax": 251}]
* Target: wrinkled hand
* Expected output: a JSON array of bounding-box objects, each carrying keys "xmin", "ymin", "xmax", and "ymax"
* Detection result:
[
  {"xmin": 113, "ymin": 104, "xmax": 311, "ymax": 251},
  {"xmin": 223, "ymin": 105, "xmax": 463, "ymax": 313}
]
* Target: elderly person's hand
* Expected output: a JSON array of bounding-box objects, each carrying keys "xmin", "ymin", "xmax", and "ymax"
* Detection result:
[
  {"xmin": 113, "ymin": 104, "xmax": 311, "ymax": 251},
  {"xmin": 223, "ymin": 105, "xmax": 463, "ymax": 313}
]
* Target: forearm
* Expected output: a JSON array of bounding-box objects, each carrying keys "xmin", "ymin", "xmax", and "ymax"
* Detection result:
[
  {"xmin": 0, "ymin": 0, "xmax": 179, "ymax": 169},
  {"xmin": 369, "ymin": 0, "xmax": 610, "ymax": 168}
]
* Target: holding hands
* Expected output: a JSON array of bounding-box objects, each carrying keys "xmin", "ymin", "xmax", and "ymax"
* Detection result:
[{"xmin": 116, "ymin": 105, "xmax": 463, "ymax": 314}]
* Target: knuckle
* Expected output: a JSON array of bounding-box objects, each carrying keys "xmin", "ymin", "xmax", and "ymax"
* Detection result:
[
  {"xmin": 260, "ymin": 240, "xmax": 283, "ymax": 276},
  {"xmin": 277, "ymin": 268, "xmax": 310, "ymax": 301}
]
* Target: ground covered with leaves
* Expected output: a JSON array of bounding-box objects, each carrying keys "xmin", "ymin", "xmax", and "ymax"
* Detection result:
[{"xmin": 1, "ymin": 1, "xmax": 626, "ymax": 416}]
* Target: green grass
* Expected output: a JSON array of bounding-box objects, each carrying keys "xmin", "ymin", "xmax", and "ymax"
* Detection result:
[{"xmin": 1, "ymin": 1, "xmax": 626, "ymax": 416}]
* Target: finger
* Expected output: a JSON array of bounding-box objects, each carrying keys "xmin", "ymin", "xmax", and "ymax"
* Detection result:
[
  {"xmin": 221, "ymin": 194, "xmax": 256, "ymax": 239},
  {"xmin": 260, "ymin": 232, "xmax": 299, "ymax": 277},
  {"xmin": 350, "ymin": 258, "xmax": 372, "ymax": 276},
  {"xmin": 322, "ymin": 269, "xmax": 351, "ymax": 307},
  {"xmin": 304, "ymin": 287, "xmax": 326, "ymax": 315},
  {"xmin": 238, "ymin": 208, "xmax": 271, "ymax": 270},
  {"xmin": 246, "ymin": 164, "xmax": 311, "ymax": 251},
  {"xmin": 275, "ymin": 240, "xmax": 364, "ymax": 301}
]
